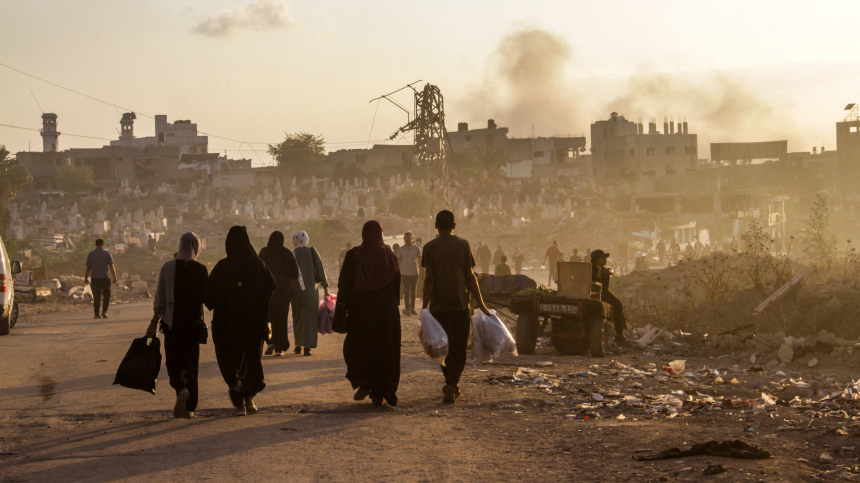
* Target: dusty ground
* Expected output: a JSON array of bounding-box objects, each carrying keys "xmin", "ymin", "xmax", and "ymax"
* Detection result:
[{"xmin": 1, "ymin": 302, "xmax": 857, "ymax": 482}]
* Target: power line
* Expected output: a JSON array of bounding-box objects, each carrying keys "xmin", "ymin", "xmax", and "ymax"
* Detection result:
[
  {"xmin": 0, "ymin": 62, "xmax": 412, "ymax": 151},
  {"xmin": 0, "ymin": 62, "xmax": 154, "ymax": 119},
  {"xmin": 0, "ymin": 122, "xmax": 113, "ymax": 141}
]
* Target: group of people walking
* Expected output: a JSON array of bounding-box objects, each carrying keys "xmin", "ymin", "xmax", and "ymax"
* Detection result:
[{"xmin": 140, "ymin": 210, "xmax": 489, "ymax": 418}]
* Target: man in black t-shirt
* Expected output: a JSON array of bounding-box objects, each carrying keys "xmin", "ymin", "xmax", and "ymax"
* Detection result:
[{"xmin": 423, "ymin": 210, "xmax": 490, "ymax": 404}]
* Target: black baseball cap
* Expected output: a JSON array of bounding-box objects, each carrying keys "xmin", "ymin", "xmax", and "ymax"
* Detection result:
[{"xmin": 590, "ymin": 249, "xmax": 609, "ymax": 259}]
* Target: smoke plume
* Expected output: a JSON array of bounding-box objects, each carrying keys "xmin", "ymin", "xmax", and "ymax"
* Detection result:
[
  {"xmin": 605, "ymin": 71, "xmax": 799, "ymax": 155},
  {"xmin": 192, "ymin": 0, "xmax": 299, "ymax": 38},
  {"xmin": 463, "ymin": 28, "xmax": 580, "ymax": 136}
]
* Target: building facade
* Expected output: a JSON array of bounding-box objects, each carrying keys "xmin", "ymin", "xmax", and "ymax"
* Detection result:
[{"xmin": 590, "ymin": 112, "xmax": 698, "ymax": 180}]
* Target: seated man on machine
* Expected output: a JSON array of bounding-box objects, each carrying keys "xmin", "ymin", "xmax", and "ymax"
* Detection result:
[{"xmin": 590, "ymin": 249, "xmax": 628, "ymax": 347}]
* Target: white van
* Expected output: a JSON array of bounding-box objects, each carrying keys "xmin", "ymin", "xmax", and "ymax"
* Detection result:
[{"xmin": 0, "ymin": 233, "xmax": 21, "ymax": 335}]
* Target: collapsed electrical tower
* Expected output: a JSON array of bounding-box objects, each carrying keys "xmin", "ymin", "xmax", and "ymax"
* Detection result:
[{"xmin": 390, "ymin": 84, "xmax": 451, "ymax": 210}]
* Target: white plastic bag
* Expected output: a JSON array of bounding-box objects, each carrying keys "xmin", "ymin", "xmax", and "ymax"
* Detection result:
[
  {"xmin": 472, "ymin": 310, "xmax": 517, "ymax": 364},
  {"xmin": 419, "ymin": 309, "xmax": 449, "ymax": 366},
  {"xmin": 82, "ymin": 284, "xmax": 93, "ymax": 302}
]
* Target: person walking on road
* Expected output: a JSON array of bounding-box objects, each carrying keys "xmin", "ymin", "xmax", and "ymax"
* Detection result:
[
  {"xmin": 204, "ymin": 226, "xmax": 275, "ymax": 416},
  {"xmin": 259, "ymin": 231, "xmax": 300, "ymax": 356},
  {"xmin": 339, "ymin": 220, "xmax": 402, "ymax": 407},
  {"xmin": 492, "ymin": 245, "xmax": 506, "ymax": 273},
  {"xmin": 291, "ymin": 230, "xmax": 328, "ymax": 356},
  {"xmin": 569, "ymin": 248, "xmax": 582, "ymax": 262},
  {"xmin": 147, "ymin": 232, "xmax": 209, "ymax": 419},
  {"xmin": 542, "ymin": 240, "xmax": 561, "ymax": 287},
  {"xmin": 422, "ymin": 210, "xmax": 490, "ymax": 404},
  {"xmin": 513, "ymin": 247, "xmax": 525, "ymax": 275},
  {"xmin": 475, "ymin": 242, "xmax": 491, "ymax": 274},
  {"xmin": 397, "ymin": 231, "xmax": 421, "ymax": 316},
  {"xmin": 84, "ymin": 238, "xmax": 118, "ymax": 319}
]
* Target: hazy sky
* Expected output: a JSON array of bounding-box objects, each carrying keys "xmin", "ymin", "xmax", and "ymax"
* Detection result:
[{"xmin": 2, "ymin": 0, "xmax": 859, "ymax": 162}]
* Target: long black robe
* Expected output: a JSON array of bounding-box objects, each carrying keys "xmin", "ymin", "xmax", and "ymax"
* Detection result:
[
  {"xmin": 259, "ymin": 245, "xmax": 298, "ymax": 352},
  {"xmin": 204, "ymin": 252, "xmax": 275, "ymax": 396},
  {"xmin": 339, "ymin": 249, "xmax": 401, "ymax": 406}
]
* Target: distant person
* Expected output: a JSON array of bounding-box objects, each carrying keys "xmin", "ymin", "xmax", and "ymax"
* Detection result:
[
  {"xmin": 669, "ymin": 240, "xmax": 681, "ymax": 263},
  {"xmin": 338, "ymin": 242, "xmax": 353, "ymax": 269},
  {"xmin": 397, "ymin": 231, "xmax": 421, "ymax": 316},
  {"xmin": 422, "ymin": 210, "xmax": 490, "ymax": 404},
  {"xmin": 148, "ymin": 235, "xmax": 156, "ymax": 253},
  {"xmin": 339, "ymin": 220, "xmax": 402, "ymax": 407},
  {"xmin": 694, "ymin": 238, "xmax": 704, "ymax": 259},
  {"xmin": 492, "ymin": 245, "xmax": 506, "ymax": 271},
  {"xmin": 584, "ymin": 248, "xmax": 591, "ymax": 259},
  {"xmin": 147, "ymin": 232, "xmax": 209, "ymax": 419},
  {"xmin": 590, "ymin": 249, "xmax": 628, "ymax": 347},
  {"xmin": 259, "ymin": 231, "xmax": 300, "ymax": 356},
  {"xmin": 392, "ymin": 243, "xmax": 402, "ymax": 303},
  {"xmin": 495, "ymin": 255, "xmax": 512, "ymax": 276},
  {"xmin": 84, "ymin": 238, "xmax": 118, "ymax": 319},
  {"xmin": 513, "ymin": 247, "xmax": 525, "ymax": 275},
  {"xmin": 569, "ymin": 248, "xmax": 582, "ymax": 263},
  {"xmin": 415, "ymin": 237, "xmax": 425, "ymax": 297},
  {"xmin": 291, "ymin": 230, "xmax": 328, "ymax": 356},
  {"xmin": 204, "ymin": 226, "xmax": 275, "ymax": 416},
  {"xmin": 684, "ymin": 243, "xmax": 694, "ymax": 260},
  {"xmin": 475, "ymin": 242, "xmax": 491, "ymax": 274},
  {"xmin": 656, "ymin": 239, "xmax": 666, "ymax": 264},
  {"xmin": 542, "ymin": 240, "xmax": 561, "ymax": 287},
  {"xmin": 702, "ymin": 243, "xmax": 712, "ymax": 258}
]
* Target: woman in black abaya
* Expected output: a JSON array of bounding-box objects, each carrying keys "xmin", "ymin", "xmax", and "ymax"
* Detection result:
[
  {"xmin": 339, "ymin": 220, "xmax": 401, "ymax": 407},
  {"xmin": 259, "ymin": 231, "xmax": 299, "ymax": 356},
  {"xmin": 204, "ymin": 226, "xmax": 275, "ymax": 416}
]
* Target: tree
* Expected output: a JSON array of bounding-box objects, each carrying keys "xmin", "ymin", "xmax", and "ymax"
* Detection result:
[
  {"xmin": 474, "ymin": 146, "xmax": 509, "ymax": 178},
  {"xmin": 0, "ymin": 145, "xmax": 33, "ymax": 234},
  {"xmin": 802, "ymin": 194, "xmax": 837, "ymax": 269},
  {"xmin": 740, "ymin": 219, "xmax": 772, "ymax": 291},
  {"xmin": 388, "ymin": 186, "xmax": 429, "ymax": 219},
  {"xmin": 54, "ymin": 164, "xmax": 94, "ymax": 198},
  {"xmin": 267, "ymin": 132, "xmax": 326, "ymax": 179}
]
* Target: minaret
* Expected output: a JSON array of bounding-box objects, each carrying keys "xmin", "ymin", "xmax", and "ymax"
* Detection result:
[
  {"xmin": 41, "ymin": 113, "xmax": 60, "ymax": 152},
  {"xmin": 119, "ymin": 112, "xmax": 136, "ymax": 140}
]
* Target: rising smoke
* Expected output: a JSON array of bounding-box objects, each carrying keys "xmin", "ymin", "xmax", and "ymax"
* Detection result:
[
  {"xmin": 192, "ymin": 0, "xmax": 300, "ymax": 38},
  {"xmin": 465, "ymin": 27, "xmax": 801, "ymax": 153},
  {"xmin": 605, "ymin": 71, "xmax": 800, "ymax": 155},
  {"xmin": 463, "ymin": 28, "xmax": 581, "ymax": 136}
]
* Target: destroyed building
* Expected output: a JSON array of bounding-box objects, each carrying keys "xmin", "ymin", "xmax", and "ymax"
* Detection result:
[
  {"xmin": 590, "ymin": 112, "xmax": 699, "ymax": 180},
  {"xmin": 446, "ymin": 119, "xmax": 588, "ymax": 179}
]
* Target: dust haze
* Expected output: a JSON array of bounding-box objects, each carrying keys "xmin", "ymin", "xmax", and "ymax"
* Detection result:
[
  {"xmin": 605, "ymin": 71, "xmax": 801, "ymax": 156},
  {"xmin": 466, "ymin": 27, "xmax": 801, "ymax": 152},
  {"xmin": 463, "ymin": 28, "xmax": 581, "ymax": 136}
]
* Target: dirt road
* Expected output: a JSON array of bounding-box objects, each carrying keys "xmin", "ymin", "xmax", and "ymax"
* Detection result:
[{"xmin": 0, "ymin": 302, "xmax": 846, "ymax": 482}]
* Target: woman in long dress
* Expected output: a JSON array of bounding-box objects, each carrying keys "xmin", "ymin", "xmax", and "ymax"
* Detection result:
[
  {"xmin": 339, "ymin": 220, "xmax": 401, "ymax": 407},
  {"xmin": 146, "ymin": 232, "xmax": 209, "ymax": 418},
  {"xmin": 204, "ymin": 226, "xmax": 275, "ymax": 416},
  {"xmin": 259, "ymin": 231, "xmax": 299, "ymax": 356},
  {"xmin": 290, "ymin": 230, "xmax": 328, "ymax": 356}
]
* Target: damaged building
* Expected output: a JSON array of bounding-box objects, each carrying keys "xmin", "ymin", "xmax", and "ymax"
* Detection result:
[{"xmin": 590, "ymin": 112, "xmax": 699, "ymax": 180}]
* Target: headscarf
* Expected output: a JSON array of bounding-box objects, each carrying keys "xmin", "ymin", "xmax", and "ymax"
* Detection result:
[
  {"xmin": 353, "ymin": 220, "xmax": 399, "ymax": 292},
  {"xmin": 260, "ymin": 230, "xmax": 299, "ymax": 280},
  {"xmin": 225, "ymin": 226, "xmax": 256, "ymax": 258},
  {"xmin": 292, "ymin": 230, "xmax": 309, "ymax": 248},
  {"xmin": 267, "ymin": 231, "xmax": 285, "ymax": 250},
  {"xmin": 177, "ymin": 232, "xmax": 200, "ymax": 261}
]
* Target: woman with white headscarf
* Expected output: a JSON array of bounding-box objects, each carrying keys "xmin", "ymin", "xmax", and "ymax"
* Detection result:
[
  {"xmin": 291, "ymin": 230, "xmax": 328, "ymax": 356},
  {"xmin": 146, "ymin": 232, "xmax": 209, "ymax": 418}
]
